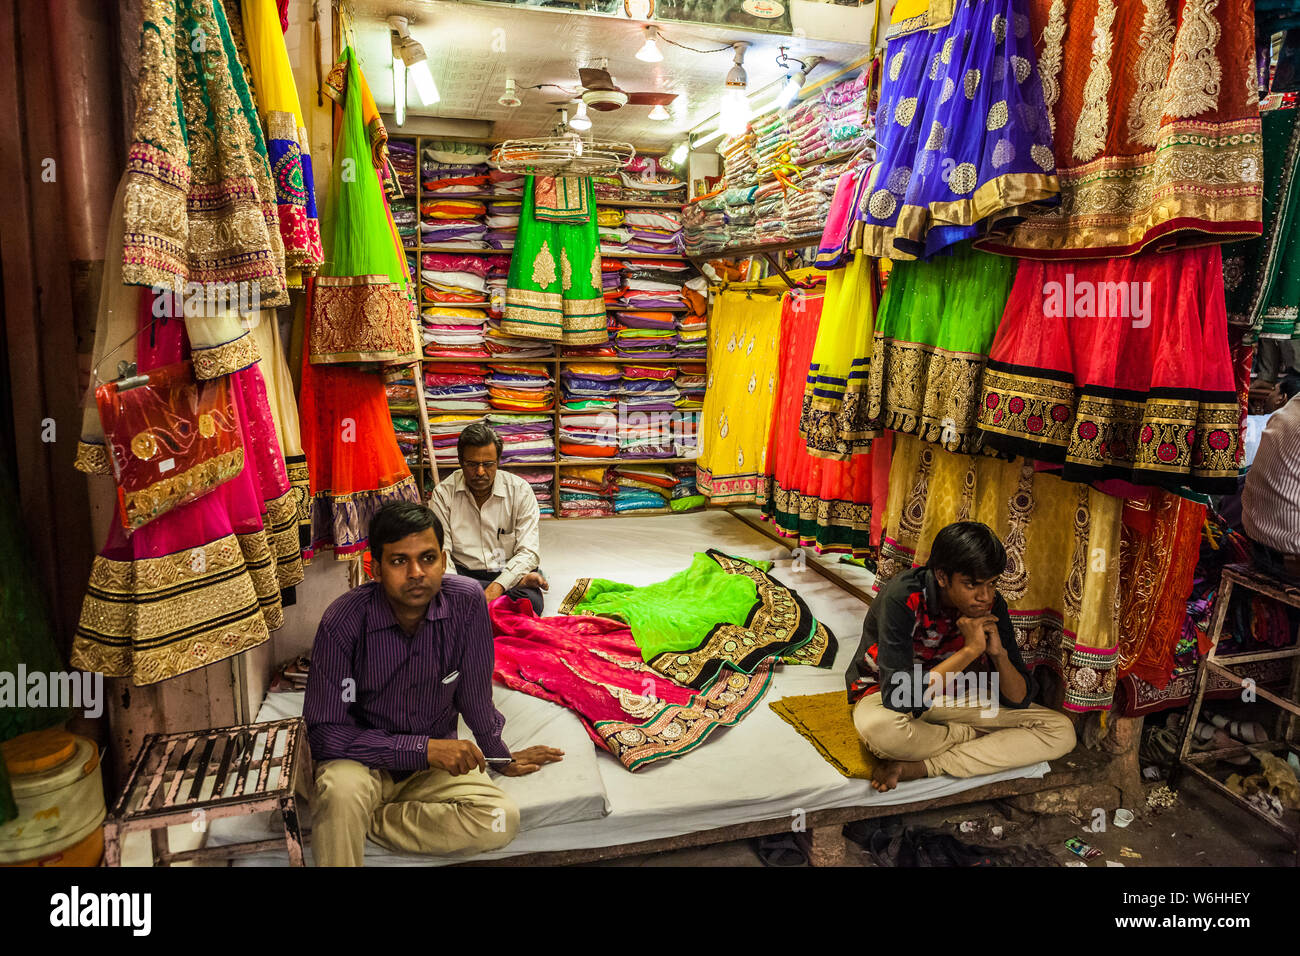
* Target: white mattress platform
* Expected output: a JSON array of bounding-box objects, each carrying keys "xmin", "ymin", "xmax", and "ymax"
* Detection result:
[{"xmin": 206, "ymin": 511, "xmax": 1050, "ymax": 865}]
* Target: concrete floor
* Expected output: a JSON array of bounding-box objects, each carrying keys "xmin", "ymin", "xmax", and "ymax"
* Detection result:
[{"xmin": 590, "ymin": 774, "xmax": 1298, "ymax": 867}]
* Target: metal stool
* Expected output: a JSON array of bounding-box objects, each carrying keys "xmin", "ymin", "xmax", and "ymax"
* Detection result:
[
  {"xmin": 103, "ymin": 718, "xmax": 307, "ymax": 867},
  {"xmin": 1171, "ymin": 564, "xmax": 1300, "ymax": 861}
]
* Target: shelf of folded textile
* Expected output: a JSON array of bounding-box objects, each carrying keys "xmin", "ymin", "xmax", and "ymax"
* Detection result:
[{"xmin": 684, "ymin": 234, "xmax": 825, "ymax": 263}]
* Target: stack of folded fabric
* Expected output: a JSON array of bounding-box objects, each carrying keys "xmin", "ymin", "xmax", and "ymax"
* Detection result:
[
  {"xmin": 483, "ymin": 319, "xmax": 555, "ymax": 358},
  {"xmin": 673, "ymin": 409, "xmax": 701, "ymax": 458},
  {"xmin": 682, "ymin": 199, "xmax": 728, "ymax": 256},
  {"xmin": 488, "ymin": 168, "xmax": 525, "ymax": 197},
  {"xmin": 558, "ymin": 410, "xmax": 619, "ymax": 459},
  {"xmin": 560, "ymin": 363, "xmax": 620, "ymax": 411},
  {"xmin": 598, "ymin": 223, "xmax": 631, "ymax": 255},
  {"xmin": 428, "ymin": 413, "xmax": 487, "ymax": 468},
  {"xmin": 788, "ymin": 95, "xmax": 832, "ymax": 166},
  {"xmin": 623, "ymin": 208, "xmax": 683, "ymax": 256},
  {"xmin": 614, "ymin": 318, "xmax": 678, "ymax": 358},
  {"xmin": 784, "ymin": 184, "xmax": 833, "ymax": 240},
  {"xmin": 514, "ymin": 467, "xmax": 555, "ymax": 517},
  {"xmin": 752, "ymin": 109, "xmax": 792, "ymax": 182},
  {"xmin": 485, "ymin": 199, "xmax": 521, "ymax": 250},
  {"xmin": 558, "ymin": 465, "xmax": 615, "ymax": 517},
  {"xmin": 668, "ymin": 462, "xmax": 705, "ymax": 510},
  {"xmin": 822, "ymin": 72, "xmax": 872, "ymax": 156},
  {"xmin": 491, "ymin": 412, "xmax": 555, "ymax": 464},
  {"xmin": 421, "ymin": 197, "xmax": 488, "ymax": 248},
  {"xmin": 675, "ymin": 362, "xmax": 707, "ymax": 408},
  {"xmin": 421, "ymin": 252, "xmax": 494, "ymax": 305},
  {"xmin": 486, "ymin": 364, "xmax": 553, "ymax": 412},
  {"xmin": 386, "ymin": 368, "xmax": 422, "ymax": 464},
  {"xmin": 676, "ymin": 278, "xmax": 707, "ymax": 359},
  {"xmin": 753, "ymin": 178, "xmax": 790, "ymax": 244},
  {"xmin": 592, "ymin": 174, "xmax": 622, "ymax": 201},
  {"xmin": 619, "ymin": 167, "xmax": 687, "ymax": 206},
  {"xmin": 720, "ymin": 130, "xmax": 758, "ymax": 188},
  {"xmin": 620, "ymin": 260, "xmax": 689, "ymax": 309},
  {"xmin": 720, "ymin": 183, "xmax": 760, "ymax": 248},
  {"xmin": 423, "ymin": 363, "xmax": 491, "ymax": 413},
  {"xmin": 612, "ymin": 464, "xmax": 678, "ymax": 514},
  {"xmin": 421, "ymin": 307, "xmax": 489, "ymax": 360},
  {"xmin": 618, "ymin": 370, "xmax": 679, "ymax": 459},
  {"xmin": 390, "ymin": 138, "xmax": 418, "ymax": 196},
  {"xmin": 600, "ymin": 255, "xmax": 627, "ymax": 307}
]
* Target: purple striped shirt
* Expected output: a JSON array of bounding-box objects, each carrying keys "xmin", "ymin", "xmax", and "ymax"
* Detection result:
[{"xmin": 304, "ymin": 575, "xmax": 510, "ymax": 770}]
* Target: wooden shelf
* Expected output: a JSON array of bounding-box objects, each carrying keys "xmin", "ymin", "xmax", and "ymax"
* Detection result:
[{"xmin": 686, "ymin": 234, "xmax": 823, "ymax": 261}]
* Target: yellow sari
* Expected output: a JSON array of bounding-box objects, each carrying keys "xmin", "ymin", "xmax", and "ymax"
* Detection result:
[{"xmin": 878, "ymin": 436, "xmax": 1123, "ymax": 712}]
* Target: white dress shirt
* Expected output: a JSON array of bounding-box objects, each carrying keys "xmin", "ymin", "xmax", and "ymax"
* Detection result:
[
  {"xmin": 1243, "ymin": 392, "xmax": 1300, "ymax": 556},
  {"xmin": 429, "ymin": 468, "xmax": 542, "ymax": 590}
]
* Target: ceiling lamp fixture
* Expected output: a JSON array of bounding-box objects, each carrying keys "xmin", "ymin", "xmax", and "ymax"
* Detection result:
[
  {"xmin": 636, "ymin": 26, "xmax": 664, "ymax": 63},
  {"xmin": 648, "ymin": 103, "xmax": 670, "ymax": 121},
  {"xmin": 498, "ymin": 78, "xmax": 521, "ymax": 108},
  {"xmin": 387, "ymin": 15, "xmax": 439, "ymax": 107},
  {"xmin": 569, "ymin": 99, "xmax": 593, "ymax": 130},
  {"xmin": 719, "ymin": 41, "xmax": 750, "ymax": 137},
  {"xmin": 776, "ymin": 48, "xmax": 821, "ymax": 109}
]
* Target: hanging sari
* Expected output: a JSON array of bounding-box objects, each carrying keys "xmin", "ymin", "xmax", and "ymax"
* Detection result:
[
  {"xmin": 74, "ymin": 176, "xmax": 300, "ymax": 685},
  {"xmin": 978, "ymin": 0, "xmax": 1263, "ymax": 258},
  {"xmin": 122, "ymin": 0, "xmax": 288, "ymax": 308},
  {"xmin": 311, "ymin": 47, "xmax": 418, "ymax": 365},
  {"xmin": 558, "ymin": 550, "xmax": 837, "ymax": 690},
  {"xmin": 866, "ymin": 242, "xmax": 1017, "ymax": 453},
  {"xmin": 240, "ymin": 0, "xmax": 323, "ymax": 283},
  {"xmin": 503, "ymin": 176, "xmax": 608, "ymax": 345},
  {"xmin": 799, "ymin": 251, "xmax": 879, "ymax": 460},
  {"xmin": 877, "ymin": 437, "xmax": 1124, "ymax": 711},
  {"xmin": 490, "ymin": 596, "xmax": 776, "ymax": 771},
  {"xmin": 697, "ymin": 289, "xmax": 784, "ymax": 502},
  {"xmin": 1224, "ymin": 106, "xmax": 1300, "ymax": 341},
  {"xmin": 977, "ymin": 245, "xmax": 1243, "ymax": 494},
  {"xmin": 759, "ymin": 289, "xmax": 893, "ymax": 559},
  {"xmin": 855, "ymin": 0, "xmax": 1060, "ymax": 261},
  {"xmin": 1115, "ymin": 489, "xmax": 1206, "ymax": 689}
]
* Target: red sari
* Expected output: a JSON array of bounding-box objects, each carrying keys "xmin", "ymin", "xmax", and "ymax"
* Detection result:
[
  {"xmin": 758, "ymin": 291, "xmax": 891, "ymax": 558},
  {"xmin": 489, "ymin": 596, "xmax": 775, "ymax": 771},
  {"xmin": 977, "ymin": 245, "xmax": 1243, "ymax": 493}
]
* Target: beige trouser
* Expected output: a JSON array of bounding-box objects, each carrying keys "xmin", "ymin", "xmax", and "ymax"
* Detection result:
[
  {"xmin": 310, "ymin": 760, "xmax": 520, "ymax": 867},
  {"xmin": 853, "ymin": 693, "xmax": 1076, "ymax": 779}
]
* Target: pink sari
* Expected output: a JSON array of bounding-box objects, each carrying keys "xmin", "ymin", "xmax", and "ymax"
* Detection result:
[{"xmin": 489, "ymin": 596, "xmax": 775, "ymax": 771}]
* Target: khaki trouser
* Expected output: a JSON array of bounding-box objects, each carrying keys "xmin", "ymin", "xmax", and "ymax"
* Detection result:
[
  {"xmin": 310, "ymin": 760, "xmax": 520, "ymax": 867},
  {"xmin": 853, "ymin": 693, "xmax": 1076, "ymax": 779}
]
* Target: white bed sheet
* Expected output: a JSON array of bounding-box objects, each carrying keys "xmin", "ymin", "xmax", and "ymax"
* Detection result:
[{"xmin": 213, "ymin": 511, "xmax": 1050, "ymax": 865}]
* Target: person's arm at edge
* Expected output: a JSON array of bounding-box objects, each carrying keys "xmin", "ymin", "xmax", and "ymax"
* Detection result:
[
  {"xmin": 990, "ymin": 596, "xmax": 1032, "ymax": 707},
  {"xmin": 453, "ymin": 585, "xmax": 513, "ymax": 767}
]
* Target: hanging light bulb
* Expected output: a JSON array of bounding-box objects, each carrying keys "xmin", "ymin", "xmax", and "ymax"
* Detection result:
[
  {"xmin": 648, "ymin": 103, "xmax": 670, "ymax": 121},
  {"xmin": 637, "ymin": 27, "xmax": 664, "ymax": 63},
  {"xmin": 570, "ymin": 99, "xmax": 592, "ymax": 130},
  {"xmin": 780, "ymin": 70, "xmax": 805, "ymax": 108},
  {"xmin": 717, "ymin": 41, "xmax": 750, "ymax": 137}
]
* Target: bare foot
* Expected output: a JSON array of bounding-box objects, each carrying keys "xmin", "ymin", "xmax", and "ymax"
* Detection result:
[{"xmin": 870, "ymin": 759, "xmax": 926, "ymax": 792}]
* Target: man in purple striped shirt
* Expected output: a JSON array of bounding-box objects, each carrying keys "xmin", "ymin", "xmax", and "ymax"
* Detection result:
[{"xmin": 305, "ymin": 502, "xmax": 563, "ymax": 866}]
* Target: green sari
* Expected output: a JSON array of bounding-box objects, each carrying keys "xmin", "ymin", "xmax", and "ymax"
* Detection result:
[
  {"xmin": 1224, "ymin": 107, "xmax": 1300, "ymax": 342},
  {"xmin": 504, "ymin": 176, "xmax": 607, "ymax": 345},
  {"xmin": 866, "ymin": 242, "xmax": 1017, "ymax": 453},
  {"xmin": 559, "ymin": 550, "xmax": 836, "ymax": 690}
]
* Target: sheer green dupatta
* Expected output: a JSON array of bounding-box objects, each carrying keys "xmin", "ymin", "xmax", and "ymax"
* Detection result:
[{"xmin": 559, "ymin": 550, "xmax": 837, "ymax": 690}]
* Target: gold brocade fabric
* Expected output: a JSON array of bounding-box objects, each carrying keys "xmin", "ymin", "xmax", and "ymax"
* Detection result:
[
  {"xmin": 71, "ymin": 533, "xmax": 271, "ymax": 685},
  {"xmin": 74, "ymin": 441, "xmax": 112, "ymax": 476},
  {"xmin": 191, "ymin": 331, "xmax": 262, "ymax": 380},
  {"xmin": 123, "ymin": 0, "xmax": 288, "ymax": 306},
  {"xmin": 979, "ymin": 0, "xmax": 1263, "ymax": 257},
  {"xmin": 877, "ymin": 436, "xmax": 1124, "ymax": 711},
  {"xmin": 309, "ymin": 276, "xmax": 420, "ymax": 365}
]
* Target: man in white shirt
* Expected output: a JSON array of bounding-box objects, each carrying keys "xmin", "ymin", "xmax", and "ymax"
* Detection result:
[
  {"xmin": 430, "ymin": 424, "xmax": 549, "ymax": 613},
  {"xmin": 1242, "ymin": 378, "xmax": 1300, "ymax": 581}
]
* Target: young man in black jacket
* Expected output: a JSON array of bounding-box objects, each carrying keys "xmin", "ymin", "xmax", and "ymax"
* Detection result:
[{"xmin": 847, "ymin": 522, "xmax": 1076, "ymax": 792}]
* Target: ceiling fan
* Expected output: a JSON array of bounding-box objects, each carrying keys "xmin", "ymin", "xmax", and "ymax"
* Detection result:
[{"xmin": 573, "ymin": 59, "xmax": 678, "ymax": 112}]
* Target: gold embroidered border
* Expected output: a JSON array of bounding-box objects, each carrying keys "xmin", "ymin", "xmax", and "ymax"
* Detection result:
[
  {"xmin": 1072, "ymin": 0, "xmax": 1117, "ymax": 162},
  {"xmin": 74, "ymin": 441, "xmax": 112, "ymax": 476},
  {"xmin": 265, "ymin": 488, "xmax": 306, "ymax": 589},
  {"xmin": 236, "ymin": 527, "xmax": 284, "ymax": 630},
  {"xmin": 866, "ymin": 337, "xmax": 988, "ymax": 453},
  {"xmin": 72, "ymin": 531, "xmax": 270, "ymax": 685},
  {"xmin": 310, "ymin": 276, "xmax": 418, "ymax": 365},
  {"xmin": 1127, "ymin": 0, "xmax": 1176, "ymax": 147},
  {"xmin": 192, "ymin": 332, "xmax": 261, "ymax": 380},
  {"xmin": 593, "ymin": 663, "xmax": 774, "ymax": 771},
  {"xmin": 1165, "ymin": 0, "xmax": 1222, "ymax": 119},
  {"xmin": 977, "ymin": 366, "xmax": 1075, "ymax": 448},
  {"xmin": 122, "ymin": 447, "xmax": 246, "ymax": 531},
  {"xmin": 1039, "ymin": 0, "xmax": 1067, "ymax": 134}
]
